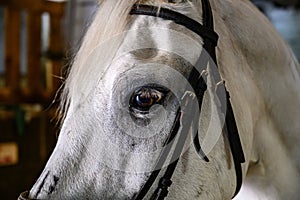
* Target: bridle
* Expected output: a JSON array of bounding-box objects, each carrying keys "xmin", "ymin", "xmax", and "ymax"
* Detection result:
[
  {"xmin": 130, "ymin": 1, "xmax": 245, "ymax": 200},
  {"xmin": 18, "ymin": 1, "xmax": 245, "ymax": 200}
]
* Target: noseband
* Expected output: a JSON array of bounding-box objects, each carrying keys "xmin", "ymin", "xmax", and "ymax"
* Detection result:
[{"xmin": 130, "ymin": 1, "xmax": 245, "ymax": 200}]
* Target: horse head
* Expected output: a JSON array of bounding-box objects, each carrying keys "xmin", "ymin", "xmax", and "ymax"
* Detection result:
[{"xmin": 22, "ymin": 0, "xmax": 300, "ymax": 199}]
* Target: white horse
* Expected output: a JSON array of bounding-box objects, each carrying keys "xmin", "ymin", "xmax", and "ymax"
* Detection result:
[{"xmin": 21, "ymin": 0, "xmax": 300, "ymax": 199}]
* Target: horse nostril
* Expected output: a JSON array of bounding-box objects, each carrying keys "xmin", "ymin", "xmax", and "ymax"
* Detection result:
[
  {"xmin": 28, "ymin": 170, "xmax": 61, "ymax": 199},
  {"xmin": 48, "ymin": 175, "xmax": 60, "ymax": 195},
  {"xmin": 31, "ymin": 170, "xmax": 50, "ymax": 198}
]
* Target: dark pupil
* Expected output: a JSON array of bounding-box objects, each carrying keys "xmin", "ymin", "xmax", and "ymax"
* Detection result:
[
  {"xmin": 135, "ymin": 93, "xmax": 154, "ymax": 107},
  {"xmin": 129, "ymin": 85, "xmax": 169, "ymax": 114}
]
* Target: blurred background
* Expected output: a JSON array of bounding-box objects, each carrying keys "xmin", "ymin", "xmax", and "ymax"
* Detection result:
[
  {"xmin": 0, "ymin": 0, "xmax": 97, "ymax": 199},
  {"xmin": 0, "ymin": 0, "xmax": 299, "ymax": 199}
]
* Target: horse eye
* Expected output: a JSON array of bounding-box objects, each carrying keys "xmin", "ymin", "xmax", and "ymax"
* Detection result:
[
  {"xmin": 129, "ymin": 86, "xmax": 166, "ymax": 112},
  {"xmin": 135, "ymin": 91, "xmax": 162, "ymax": 107},
  {"xmin": 135, "ymin": 93, "xmax": 154, "ymax": 107}
]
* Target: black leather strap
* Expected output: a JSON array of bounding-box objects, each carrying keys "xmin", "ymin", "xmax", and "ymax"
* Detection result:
[
  {"xmin": 133, "ymin": 109, "xmax": 182, "ymax": 200},
  {"xmin": 150, "ymin": 94, "xmax": 196, "ymax": 200},
  {"xmin": 130, "ymin": 1, "xmax": 245, "ymax": 199},
  {"xmin": 224, "ymin": 91, "xmax": 245, "ymax": 197},
  {"xmin": 200, "ymin": 0, "xmax": 245, "ymax": 197},
  {"xmin": 130, "ymin": 4, "xmax": 219, "ymax": 46}
]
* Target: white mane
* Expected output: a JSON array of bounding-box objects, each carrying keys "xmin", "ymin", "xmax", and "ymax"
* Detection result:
[{"xmin": 61, "ymin": 0, "xmax": 137, "ymax": 117}]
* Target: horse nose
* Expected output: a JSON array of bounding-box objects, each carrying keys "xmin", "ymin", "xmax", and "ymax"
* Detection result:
[{"xmin": 28, "ymin": 170, "xmax": 60, "ymax": 199}]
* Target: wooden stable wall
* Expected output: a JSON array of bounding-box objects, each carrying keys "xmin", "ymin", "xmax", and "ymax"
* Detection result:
[
  {"xmin": 0, "ymin": 110, "xmax": 58, "ymax": 199},
  {"xmin": 0, "ymin": 0, "xmax": 66, "ymax": 104},
  {"xmin": 0, "ymin": 0, "xmax": 67, "ymax": 199}
]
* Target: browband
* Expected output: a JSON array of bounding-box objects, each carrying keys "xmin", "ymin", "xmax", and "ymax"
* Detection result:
[{"xmin": 130, "ymin": 4, "xmax": 219, "ymax": 46}]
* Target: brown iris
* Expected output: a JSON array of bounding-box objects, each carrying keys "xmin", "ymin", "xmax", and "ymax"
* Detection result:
[{"xmin": 130, "ymin": 86, "xmax": 165, "ymax": 112}]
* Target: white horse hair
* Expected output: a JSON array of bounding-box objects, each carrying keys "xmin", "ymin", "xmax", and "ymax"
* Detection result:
[{"xmin": 27, "ymin": 0, "xmax": 300, "ymax": 199}]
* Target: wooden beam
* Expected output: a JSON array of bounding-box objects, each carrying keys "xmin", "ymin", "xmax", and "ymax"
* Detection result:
[
  {"xmin": 4, "ymin": 7, "xmax": 21, "ymax": 94},
  {"xmin": 0, "ymin": 0, "xmax": 66, "ymax": 104},
  {"xmin": 48, "ymin": 13, "xmax": 64, "ymax": 92},
  {"xmin": 26, "ymin": 11, "xmax": 42, "ymax": 97},
  {"xmin": 0, "ymin": 0, "xmax": 66, "ymax": 16}
]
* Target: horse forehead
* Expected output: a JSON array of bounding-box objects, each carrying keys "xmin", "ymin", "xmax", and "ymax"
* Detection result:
[
  {"xmin": 127, "ymin": 13, "xmax": 203, "ymax": 51},
  {"xmin": 112, "ymin": 16, "xmax": 204, "ymax": 70}
]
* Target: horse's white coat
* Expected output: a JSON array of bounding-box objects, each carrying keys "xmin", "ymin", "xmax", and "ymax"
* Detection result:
[{"xmin": 28, "ymin": 0, "xmax": 300, "ymax": 199}]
